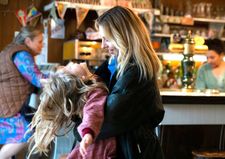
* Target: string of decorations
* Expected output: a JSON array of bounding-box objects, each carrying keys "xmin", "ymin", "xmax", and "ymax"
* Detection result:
[{"xmin": 55, "ymin": 0, "xmax": 152, "ymax": 9}]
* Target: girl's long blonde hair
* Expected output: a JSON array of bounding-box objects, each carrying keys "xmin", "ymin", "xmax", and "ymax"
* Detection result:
[
  {"xmin": 28, "ymin": 72, "xmax": 107, "ymax": 156},
  {"xmin": 97, "ymin": 6, "xmax": 162, "ymax": 80}
]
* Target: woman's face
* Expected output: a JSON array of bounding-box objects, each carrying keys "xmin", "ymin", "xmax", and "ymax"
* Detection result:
[
  {"xmin": 206, "ymin": 50, "xmax": 224, "ymax": 68},
  {"xmin": 99, "ymin": 26, "xmax": 118, "ymax": 56},
  {"xmin": 65, "ymin": 62, "xmax": 87, "ymax": 77},
  {"xmin": 25, "ymin": 33, "xmax": 43, "ymax": 55}
]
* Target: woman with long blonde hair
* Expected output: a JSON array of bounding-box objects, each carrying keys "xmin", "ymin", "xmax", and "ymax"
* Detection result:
[
  {"xmin": 28, "ymin": 69, "xmax": 116, "ymax": 158},
  {"xmin": 91, "ymin": 6, "xmax": 164, "ymax": 159}
]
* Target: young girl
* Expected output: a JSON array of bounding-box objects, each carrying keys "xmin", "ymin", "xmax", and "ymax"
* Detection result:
[{"xmin": 28, "ymin": 68, "xmax": 116, "ymax": 159}]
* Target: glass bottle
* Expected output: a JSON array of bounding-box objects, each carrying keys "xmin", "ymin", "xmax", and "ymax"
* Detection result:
[{"xmin": 181, "ymin": 31, "xmax": 195, "ymax": 89}]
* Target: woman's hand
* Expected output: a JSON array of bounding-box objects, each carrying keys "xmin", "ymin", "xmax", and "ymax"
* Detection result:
[{"xmin": 79, "ymin": 133, "xmax": 93, "ymax": 157}]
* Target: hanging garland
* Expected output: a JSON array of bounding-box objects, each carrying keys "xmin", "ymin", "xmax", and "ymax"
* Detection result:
[{"xmin": 15, "ymin": 6, "xmax": 42, "ymax": 27}]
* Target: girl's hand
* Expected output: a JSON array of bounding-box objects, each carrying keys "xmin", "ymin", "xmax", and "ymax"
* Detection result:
[{"xmin": 79, "ymin": 133, "xmax": 93, "ymax": 157}]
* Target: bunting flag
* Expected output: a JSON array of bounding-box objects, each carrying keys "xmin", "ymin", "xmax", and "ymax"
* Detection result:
[
  {"xmin": 27, "ymin": 14, "xmax": 41, "ymax": 27},
  {"xmin": 16, "ymin": 9, "xmax": 27, "ymax": 26},
  {"xmin": 56, "ymin": 2, "xmax": 68, "ymax": 19},
  {"xmin": 76, "ymin": 7, "xmax": 89, "ymax": 29},
  {"xmin": 49, "ymin": 4, "xmax": 61, "ymax": 25},
  {"xmin": 26, "ymin": 6, "xmax": 42, "ymax": 27},
  {"xmin": 27, "ymin": 6, "xmax": 40, "ymax": 19}
]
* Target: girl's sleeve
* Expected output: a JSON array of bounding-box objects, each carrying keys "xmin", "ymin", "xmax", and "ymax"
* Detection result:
[
  {"xmin": 77, "ymin": 88, "xmax": 107, "ymax": 140},
  {"xmin": 13, "ymin": 51, "xmax": 48, "ymax": 88}
]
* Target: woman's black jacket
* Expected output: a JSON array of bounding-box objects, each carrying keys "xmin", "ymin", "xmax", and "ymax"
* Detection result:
[{"xmin": 95, "ymin": 60, "xmax": 165, "ymax": 159}]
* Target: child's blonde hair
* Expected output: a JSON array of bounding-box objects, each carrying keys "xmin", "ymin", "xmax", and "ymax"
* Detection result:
[{"xmin": 28, "ymin": 72, "xmax": 107, "ymax": 156}]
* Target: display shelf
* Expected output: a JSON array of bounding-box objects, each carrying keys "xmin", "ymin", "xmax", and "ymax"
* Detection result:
[
  {"xmin": 193, "ymin": 17, "xmax": 225, "ymax": 24},
  {"xmin": 151, "ymin": 33, "xmax": 186, "ymax": 39},
  {"xmin": 154, "ymin": 13, "xmax": 225, "ymax": 24},
  {"xmin": 151, "ymin": 33, "xmax": 225, "ymax": 41},
  {"xmin": 151, "ymin": 33, "xmax": 171, "ymax": 38}
]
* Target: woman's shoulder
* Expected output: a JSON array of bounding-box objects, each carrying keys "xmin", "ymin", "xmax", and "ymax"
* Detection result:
[
  {"xmin": 120, "ymin": 64, "xmax": 138, "ymax": 79},
  {"xmin": 15, "ymin": 50, "xmax": 31, "ymax": 56},
  {"xmin": 117, "ymin": 64, "xmax": 151, "ymax": 87},
  {"xmin": 13, "ymin": 50, "xmax": 33, "ymax": 61},
  {"xmin": 124, "ymin": 62, "xmax": 138, "ymax": 73},
  {"xmin": 199, "ymin": 63, "xmax": 211, "ymax": 71}
]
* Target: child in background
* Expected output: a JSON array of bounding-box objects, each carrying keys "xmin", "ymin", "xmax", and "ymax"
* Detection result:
[{"xmin": 28, "ymin": 63, "xmax": 116, "ymax": 159}]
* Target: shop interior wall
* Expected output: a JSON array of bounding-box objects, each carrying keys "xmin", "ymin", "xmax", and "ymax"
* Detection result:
[
  {"xmin": 0, "ymin": 0, "xmax": 64, "ymax": 63},
  {"xmin": 2, "ymin": 0, "xmax": 222, "ymax": 64}
]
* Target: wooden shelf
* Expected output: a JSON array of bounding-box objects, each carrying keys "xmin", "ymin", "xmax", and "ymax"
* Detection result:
[
  {"xmin": 155, "ymin": 13, "xmax": 225, "ymax": 24},
  {"xmin": 151, "ymin": 33, "xmax": 171, "ymax": 38},
  {"xmin": 152, "ymin": 33, "xmax": 225, "ymax": 41},
  {"xmin": 151, "ymin": 33, "xmax": 188, "ymax": 39},
  {"xmin": 193, "ymin": 17, "xmax": 225, "ymax": 24}
]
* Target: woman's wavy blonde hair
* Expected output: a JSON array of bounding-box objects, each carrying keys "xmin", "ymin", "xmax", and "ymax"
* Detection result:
[
  {"xmin": 96, "ymin": 6, "xmax": 162, "ymax": 80},
  {"xmin": 28, "ymin": 72, "xmax": 107, "ymax": 156}
]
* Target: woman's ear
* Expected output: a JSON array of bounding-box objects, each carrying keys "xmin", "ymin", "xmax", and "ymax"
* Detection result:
[{"xmin": 24, "ymin": 37, "xmax": 31, "ymax": 46}]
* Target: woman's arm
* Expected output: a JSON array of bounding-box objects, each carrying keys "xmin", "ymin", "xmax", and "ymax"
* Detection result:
[{"xmin": 13, "ymin": 51, "xmax": 48, "ymax": 88}]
